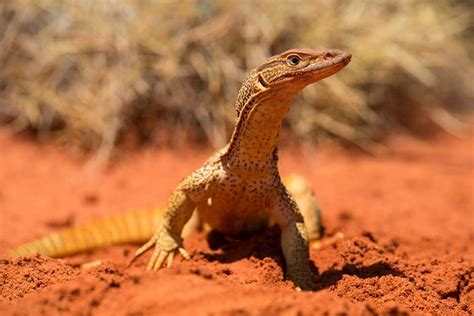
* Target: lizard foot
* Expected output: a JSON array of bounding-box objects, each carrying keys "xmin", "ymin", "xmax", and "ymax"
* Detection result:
[
  {"xmin": 129, "ymin": 227, "xmax": 190, "ymax": 270},
  {"xmin": 287, "ymin": 268, "xmax": 315, "ymax": 291}
]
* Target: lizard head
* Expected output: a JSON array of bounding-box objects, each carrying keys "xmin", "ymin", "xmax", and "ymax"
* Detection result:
[
  {"xmin": 234, "ymin": 48, "xmax": 351, "ymax": 116},
  {"xmin": 255, "ymin": 48, "xmax": 351, "ymax": 91},
  {"xmin": 228, "ymin": 49, "xmax": 351, "ymax": 158}
]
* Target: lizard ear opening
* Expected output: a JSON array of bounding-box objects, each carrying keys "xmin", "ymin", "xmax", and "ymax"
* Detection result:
[{"xmin": 257, "ymin": 73, "xmax": 269, "ymax": 88}]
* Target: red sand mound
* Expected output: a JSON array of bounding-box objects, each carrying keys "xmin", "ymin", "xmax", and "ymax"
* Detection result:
[{"xmin": 0, "ymin": 128, "xmax": 472, "ymax": 315}]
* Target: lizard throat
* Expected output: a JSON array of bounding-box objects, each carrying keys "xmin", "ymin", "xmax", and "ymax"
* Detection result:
[{"xmin": 224, "ymin": 93, "xmax": 293, "ymax": 171}]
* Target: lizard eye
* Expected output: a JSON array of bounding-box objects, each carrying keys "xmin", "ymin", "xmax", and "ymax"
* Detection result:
[{"xmin": 286, "ymin": 55, "xmax": 301, "ymax": 67}]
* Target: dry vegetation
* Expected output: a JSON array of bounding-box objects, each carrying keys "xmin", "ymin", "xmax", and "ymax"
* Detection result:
[{"xmin": 0, "ymin": 0, "xmax": 472, "ymax": 157}]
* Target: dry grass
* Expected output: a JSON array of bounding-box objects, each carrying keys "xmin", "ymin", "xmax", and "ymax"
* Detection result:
[{"xmin": 0, "ymin": 0, "xmax": 472, "ymax": 157}]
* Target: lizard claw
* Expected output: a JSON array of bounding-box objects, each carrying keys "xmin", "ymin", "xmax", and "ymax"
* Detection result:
[
  {"xmin": 178, "ymin": 247, "xmax": 191, "ymax": 260},
  {"xmin": 128, "ymin": 226, "xmax": 190, "ymax": 270},
  {"xmin": 147, "ymin": 245, "xmax": 190, "ymax": 270},
  {"xmin": 128, "ymin": 237, "xmax": 156, "ymax": 267}
]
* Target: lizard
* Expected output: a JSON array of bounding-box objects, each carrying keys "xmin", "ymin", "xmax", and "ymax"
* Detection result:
[
  {"xmin": 9, "ymin": 174, "xmax": 321, "ymax": 258},
  {"xmin": 9, "ymin": 48, "xmax": 351, "ymax": 290}
]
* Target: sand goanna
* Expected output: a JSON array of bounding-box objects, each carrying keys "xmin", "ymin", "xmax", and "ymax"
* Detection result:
[{"xmin": 10, "ymin": 48, "xmax": 351, "ymax": 290}]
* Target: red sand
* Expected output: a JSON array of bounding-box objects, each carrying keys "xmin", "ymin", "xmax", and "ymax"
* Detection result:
[{"xmin": 0, "ymin": 128, "xmax": 473, "ymax": 315}]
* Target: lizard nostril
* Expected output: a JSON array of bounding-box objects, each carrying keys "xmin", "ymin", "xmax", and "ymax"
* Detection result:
[{"xmin": 323, "ymin": 52, "xmax": 334, "ymax": 59}]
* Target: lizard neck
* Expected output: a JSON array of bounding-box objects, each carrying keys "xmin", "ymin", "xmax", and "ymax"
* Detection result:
[{"xmin": 224, "ymin": 91, "xmax": 294, "ymax": 172}]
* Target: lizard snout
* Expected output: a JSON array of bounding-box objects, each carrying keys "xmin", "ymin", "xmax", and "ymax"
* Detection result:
[{"xmin": 321, "ymin": 49, "xmax": 352, "ymax": 65}]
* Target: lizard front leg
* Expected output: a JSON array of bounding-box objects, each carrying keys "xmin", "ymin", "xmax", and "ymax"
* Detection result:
[
  {"xmin": 283, "ymin": 174, "xmax": 322, "ymax": 241},
  {"xmin": 130, "ymin": 168, "xmax": 211, "ymax": 270},
  {"xmin": 269, "ymin": 182, "xmax": 314, "ymax": 290}
]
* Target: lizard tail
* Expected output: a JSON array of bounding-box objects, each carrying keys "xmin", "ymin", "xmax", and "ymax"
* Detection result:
[{"xmin": 8, "ymin": 208, "xmax": 164, "ymax": 258}]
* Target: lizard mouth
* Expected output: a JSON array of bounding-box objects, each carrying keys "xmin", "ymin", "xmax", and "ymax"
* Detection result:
[{"xmin": 301, "ymin": 51, "xmax": 351, "ymax": 77}]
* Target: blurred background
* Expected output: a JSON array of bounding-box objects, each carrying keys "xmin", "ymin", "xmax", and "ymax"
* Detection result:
[{"xmin": 0, "ymin": 0, "xmax": 472, "ymax": 160}]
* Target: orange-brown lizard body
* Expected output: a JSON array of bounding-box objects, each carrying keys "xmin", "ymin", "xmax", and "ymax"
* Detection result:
[{"xmin": 10, "ymin": 48, "xmax": 351, "ymax": 290}]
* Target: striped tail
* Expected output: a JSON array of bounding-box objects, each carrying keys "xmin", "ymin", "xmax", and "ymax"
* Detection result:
[{"xmin": 8, "ymin": 207, "xmax": 165, "ymax": 258}]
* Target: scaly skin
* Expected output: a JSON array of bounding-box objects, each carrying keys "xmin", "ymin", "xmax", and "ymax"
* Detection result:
[
  {"xmin": 9, "ymin": 48, "xmax": 350, "ymax": 290},
  {"xmin": 131, "ymin": 49, "xmax": 351, "ymax": 290}
]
